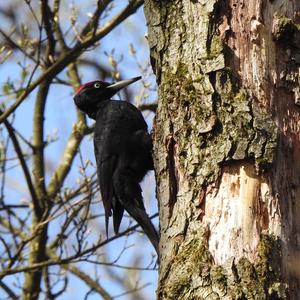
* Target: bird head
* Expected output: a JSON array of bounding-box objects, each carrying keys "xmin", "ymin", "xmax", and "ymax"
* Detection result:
[{"xmin": 73, "ymin": 76, "xmax": 141, "ymax": 119}]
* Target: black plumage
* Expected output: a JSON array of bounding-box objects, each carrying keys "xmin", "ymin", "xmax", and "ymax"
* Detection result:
[{"xmin": 73, "ymin": 77, "xmax": 159, "ymax": 255}]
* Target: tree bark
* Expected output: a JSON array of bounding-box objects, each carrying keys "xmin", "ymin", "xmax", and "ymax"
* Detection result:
[{"xmin": 144, "ymin": 0, "xmax": 300, "ymax": 299}]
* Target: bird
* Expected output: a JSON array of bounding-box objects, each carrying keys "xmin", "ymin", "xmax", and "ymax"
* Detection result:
[{"xmin": 73, "ymin": 76, "xmax": 159, "ymax": 255}]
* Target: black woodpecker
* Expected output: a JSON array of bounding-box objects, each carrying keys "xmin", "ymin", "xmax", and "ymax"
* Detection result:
[{"xmin": 73, "ymin": 77, "xmax": 159, "ymax": 255}]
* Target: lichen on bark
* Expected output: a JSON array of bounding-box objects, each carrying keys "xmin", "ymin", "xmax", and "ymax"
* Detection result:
[
  {"xmin": 158, "ymin": 234, "xmax": 286, "ymax": 300},
  {"xmin": 231, "ymin": 234, "xmax": 287, "ymax": 300},
  {"xmin": 161, "ymin": 65, "xmax": 277, "ymax": 195},
  {"xmin": 144, "ymin": 0, "xmax": 296, "ymax": 299},
  {"xmin": 157, "ymin": 231, "xmax": 218, "ymax": 300},
  {"xmin": 147, "ymin": 0, "xmax": 278, "ymax": 202}
]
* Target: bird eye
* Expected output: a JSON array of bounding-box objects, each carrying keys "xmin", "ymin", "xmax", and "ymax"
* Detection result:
[{"xmin": 94, "ymin": 82, "xmax": 101, "ymax": 88}]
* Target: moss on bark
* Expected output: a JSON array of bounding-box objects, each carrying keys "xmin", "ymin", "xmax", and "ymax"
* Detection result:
[
  {"xmin": 144, "ymin": 1, "xmax": 295, "ymax": 299},
  {"xmin": 158, "ymin": 234, "xmax": 286, "ymax": 300},
  {"xmin": 161, "ymin": 65, "xmax": 277, "ymax": 195}
]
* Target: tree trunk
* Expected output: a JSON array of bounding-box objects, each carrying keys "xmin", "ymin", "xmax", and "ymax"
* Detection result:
[{"xmin": 144, "ymin": 0, "xmax": 300, "ymax": 299}]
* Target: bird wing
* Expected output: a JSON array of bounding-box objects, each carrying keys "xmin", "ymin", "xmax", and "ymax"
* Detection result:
[{"xmin": 94, "ymin": 101, "xmax": 147, "ymax": 236}]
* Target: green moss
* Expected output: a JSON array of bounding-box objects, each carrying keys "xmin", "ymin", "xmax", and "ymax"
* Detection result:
[
  {"xmin": 235, "ymin": 257, "xmax": 266, "ymax": 299},
  {"xmin": 210, "ymin": 265, "xmax": 227, "ymax": 295},
  {"xmin": 161, "ymin": 65, "xmax": 277, "ymax": 195},
  {"xmin": 227, "ymin": 235, "xmax": 287, "ymax": 300},
  {"xmin": 207, "ymin": 35, "xmax": 224, "ymax": 59},
  {"xmin": 256, "ymin": 235, "xmax": 287, "ymax": 298},
  {"xmin": 158, "ymin": 230, "xmax": 286, "ymax": 299},
  {"xmin": 158, "ymin": 235, "xmax": 217, "ymax": 300},
  {"xmin": 167, "ymin": 275, "xmax": 191, "ymax": 299}
]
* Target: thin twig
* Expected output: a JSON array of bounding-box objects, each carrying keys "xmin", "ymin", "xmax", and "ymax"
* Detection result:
[{"xmin": 0, "ymin": 213, "xmax": 159, "ymax": 276}]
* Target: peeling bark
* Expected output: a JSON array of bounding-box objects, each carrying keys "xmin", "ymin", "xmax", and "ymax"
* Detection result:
[{"xmin": 144, "ymin": 0, "xmax": 300, "ymax": 299}]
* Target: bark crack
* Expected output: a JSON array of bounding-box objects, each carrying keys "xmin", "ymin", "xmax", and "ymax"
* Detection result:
[{"xmin": 166, "ymin": 133, "xmax": 178, "ymax": 220}]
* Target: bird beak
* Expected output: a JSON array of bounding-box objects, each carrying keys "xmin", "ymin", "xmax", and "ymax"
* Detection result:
[{"xmin": 106, "ymin": 76, "xmax": 141, "ymax": 95}]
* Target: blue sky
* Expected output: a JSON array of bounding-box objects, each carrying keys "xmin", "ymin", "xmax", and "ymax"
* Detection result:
[{"xmin": 0, "ymin": 1, "xmax": 158, "ymax": 299}]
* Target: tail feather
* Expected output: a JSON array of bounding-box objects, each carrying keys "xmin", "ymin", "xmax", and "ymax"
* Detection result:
[
  {"xmin": 112, "ymin": 167, "xmax": 159, "ymax": 256},
  {"xmin": 119, "ymin": 198, "xmax": 159, "ymax": 255},
  {"xmin": 112, "ymin": 199, "xmax": 124, "ymax": 234}
]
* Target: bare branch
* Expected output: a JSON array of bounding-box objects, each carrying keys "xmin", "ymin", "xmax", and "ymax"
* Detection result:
[
  {"xmin": 0, "ymin": 1, "xmax": 156, "ymax": 298},
  {"xmin": 2, "ymin": 113, "xmax": 38, "ymax": 212},
  {"xmin": 0, "ymin": 213, "xmax": 158, "ymax": 276},
  {"xmin": 138, "ymin": 103, "xmax": 157, "ymax": 113},
  {"xmin": 0, "ymin": 280, "xmax": 18, "ymax": 300},
  {"xmin": 64, "ymin": 264, "xmax": 113, "ymax": 300}
]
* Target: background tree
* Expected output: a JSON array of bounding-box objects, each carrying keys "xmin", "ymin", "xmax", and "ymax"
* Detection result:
[
  {"xmin": 144, "ymin": 0, "xmax": 300, "ymax": 299},
  {"xmin": 0, "ymin": 1, "xmax": 159, "ymax": 299}
]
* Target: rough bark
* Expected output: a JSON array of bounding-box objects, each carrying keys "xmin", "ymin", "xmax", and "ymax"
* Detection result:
[{"xmin": 144, "ymin": 0, "xmax": 300, "ymax": 299}]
